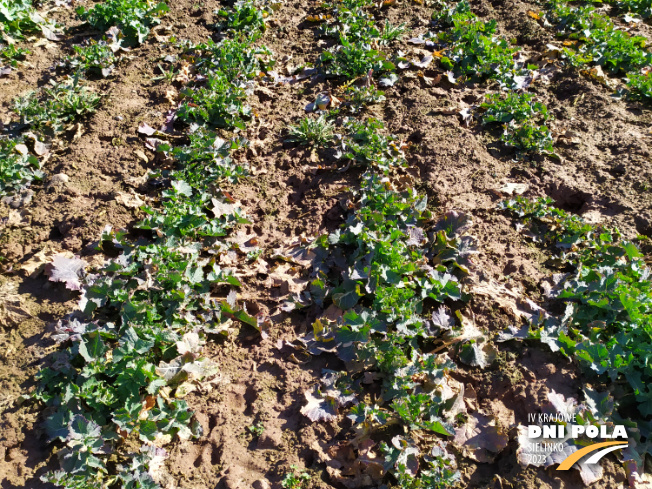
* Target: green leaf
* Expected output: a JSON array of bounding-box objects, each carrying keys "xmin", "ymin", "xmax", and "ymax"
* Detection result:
[
  {"xmin": 78, "ymin": 334, "xmax": 107, "ymax": 363},
  {"xmin": 333, "ymin": 285, "xmax": 362, "ymax": 310}
]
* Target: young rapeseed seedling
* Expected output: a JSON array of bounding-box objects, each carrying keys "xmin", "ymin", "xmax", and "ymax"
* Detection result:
[
  {"xmin": 343, "ymin": 85, "xmax": 386, "ymax": 113},
  {"xmin": 287, "ymin": 115, "xmax": 335, "ymax": 147},
  {"xmin": 0, "ymin": 43, "xmax": 29, "ymax": 66},
  {"xmin": 64, "ymin": 41, "xmax": 117, "ymax": 77},
  {"xmin": 14, "ymin": 78, "xmax": 101, "ymax": 134},
  {"xmin": 319, "ymin": 35, "xmax": 395, "ymax": 79},
  {"xmin": 431, "ymin": 2, "xmax": 529, "ymax": 89},
  {"xmin": 627, "ymin": 70, "xmax": 652, "ymax": 101},
  {"xmin": 480, "ymin": 92, "xmax": 554, "ymax": 155},
  {"xmin": 177, "ymin": 71, "xmax": 251, "ymax": 130},
  {"xmin": 338, "ymin": 117, "xmax": 406, "ymax": 170},
  {"xmin": 317, "ymin": 0, "xmax": 398, "ymax": 79},
  {"xmin": 215, "ymin": 0, "xmax": 273, "ymax": 36},
  {"xmin": 0, "ymin": 137, "xmax": 43, "ymax": 196},
  {"xmin": 281, "ymin": 466, "xmax": 311, "ymax": 489},
  {"xmin": 176, "ymin": 38, "xmax": 273, "ymax": 130},
  {"xmin": 76, "ymin": 0, "xmax": 169, "ymax": 45}
]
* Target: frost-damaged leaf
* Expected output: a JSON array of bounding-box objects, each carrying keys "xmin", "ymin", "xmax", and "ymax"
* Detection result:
[
  {"xmin": 272, "ymin": 241, "xmax": 317, "ymax": 267},
  {"xmin": 582, "ymin": 387, "xmax": 614, "ymax": 419},
  {"xmin": 115, "ymin": 191, "xmax": 145, "ymax": 209},
  {"xmin": 226, "ymin": 230, "xmax": 257, "ymax": 252},
  {"xmin": 321, "ymin": 439, "xmax": 384, "ymax": 489},
  {"xmin": 379, "ymin": 73, "xmax": 399, "ymax": 87},
  {"xmin": 226, "ymin": 289, "xmax": 237, "ymax": 308},
  {"xmin": 499, "ymin": 182, "xmax": 529, "ymax": 195},
  {"xmin": 301, "ymin": 386, "xmax": 338, "ymax": 422},
  {"xmin": 453, "ymin": 413, "xmax": 508, "ymax": 462},
  {"xmin": 547, "ymin": 390, "xmax": 579, "ymax": 421},
  {"xmin": 470, "ymin": 278, "xmax": 541, "ymax": 322},
  {"xmin": 386, "ymin": 436, "xmax": 420, "ymax": 476},
  {"xmin": 45, "ymin": 254, "xmax": 88, "ymax": 291},
  {"xmin": 459, "ymin": 338, "xmax": 497, "ymax": 368},
  {"xmin": 156, "ymin": 353, "xmax": 218, "ymax": 386},
  {"xmin": 267, "ymin": 261, "xmax": 309, "ymax": 297},
  {"xmin": 435, "ymin": 211, "xmax": 472, "ymax": 236},
  {"xmin": 211, "ymin": 198, "xmax": 236, "ymax": 218},
  {"xmin": 459, "ymin": 107, "xmax": 474, "ymax": 126},
  {"xmin": 176, "ymin": 332, "xmax": 203, "ymax": 355},
  {"xmin": 406, "ymin": 226, "xmax": 424, "ymax": 246},
  {"xmin": 0, "ymin": 281, "xmax": 31, "ymax": 327},
  {"xmin": 431, "ymin": 305, "xmax": 454, "ymax": 330},
  {"xmin": 412, "ymin": 55, "xmax": 433, "ymax": 69},
  {"xmin": 67, "ymin": 414, "xmax": 102, "ymax": 443},
  {"xmin": 496, "ymin": 323, "xmax": 530, "ymax": 342}
]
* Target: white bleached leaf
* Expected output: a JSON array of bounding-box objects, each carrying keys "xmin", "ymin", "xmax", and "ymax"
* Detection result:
[
  {"xmin": 45, "ymin": 254, "xmax": 88, "ymax": 291},
  {"xmin": 300, "ymin": 386, "xmax": 337, "ymax": 422}
]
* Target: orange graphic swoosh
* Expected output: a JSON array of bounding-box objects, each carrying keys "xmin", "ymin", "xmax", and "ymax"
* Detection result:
[{"xmin": 557, "ymin": 441, "xmax": 627, "ymax": 471}]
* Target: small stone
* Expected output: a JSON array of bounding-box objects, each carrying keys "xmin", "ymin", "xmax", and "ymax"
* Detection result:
[
  {"xmin": 252, "ymin": 480, "xmax": 271, "ymax": 489},
  {"xmin": 49, "ymin": 173, "xmax": 69, "ymax": 185}
]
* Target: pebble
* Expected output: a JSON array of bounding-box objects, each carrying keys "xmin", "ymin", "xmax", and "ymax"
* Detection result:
[{"xmin": 49, "ymin": 173, "xmax": 69, "ymax": 185}]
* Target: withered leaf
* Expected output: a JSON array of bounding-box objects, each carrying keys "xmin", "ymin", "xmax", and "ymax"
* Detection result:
[
  {"xmin": 45, "ymin": 254, "xmax": 88, "ymax": 291},
  {"xmin": 301, "ymin": 386, "xmax": 337, "ymax": 422}
]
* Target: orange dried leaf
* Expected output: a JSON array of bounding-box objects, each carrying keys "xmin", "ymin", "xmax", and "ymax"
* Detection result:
[{"xmin": 144, "ymin": 396, "xmax": 156, "ymax": 411}]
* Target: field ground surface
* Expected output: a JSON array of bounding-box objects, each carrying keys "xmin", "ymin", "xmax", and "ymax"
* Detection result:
[{"xmin": 1, "ymin": 0, "xmax": 652, "ymax": 488}]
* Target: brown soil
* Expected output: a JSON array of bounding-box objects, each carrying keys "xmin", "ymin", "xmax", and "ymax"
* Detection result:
[{"xmin": 1, "ymin": 0, "xmax": 651, "ymax": 488}]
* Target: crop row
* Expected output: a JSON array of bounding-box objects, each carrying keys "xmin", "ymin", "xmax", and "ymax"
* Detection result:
[
  {"xmin": 502, "ymin": 197, "xmax": 652, "ymax": 482},
  {"xmin": 0, "ymin": 0, "xmax": 168, "ymax": 198},
  {"xmin": 538, "ymin": 0, "xmax": 652, "ymax": 101},
  {"xmin": 28, "ymin": 2, "xmax": 276, "ymax": 488},
  {"xmin": 407, "ymin": 1, "xmax": 557, "ymax": 158},
  {"xmin": 284, "ymin": 1, "xmax": 482, "ymax": 487}
]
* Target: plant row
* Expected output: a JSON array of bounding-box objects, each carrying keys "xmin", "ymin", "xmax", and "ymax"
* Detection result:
[
  {"xmin": 502, "ymin": 197, "xmax": 652, "ymax": 479},
  {"xmin": 540, "ymin": 0, "xmax": 652, "ymax": 101},
  {"xmin": 0, "ymin": 0, "xmax": 168, "ymax": 199},
  {"xmin": 424, "ymin": 1, "xmax": 556, "ymax": 156},
  {"xmin": 32, "ymin": 3, "xmax": 275, "ymax": 488},
  {"xmin": 312, "ymin": 0, "xmax": 403, "ymax": 79},
  {"xmin": 286, "ymin": 4, "xmax": 481, "ymax": 487},
  {"xmin": 302, "ymin": 171, "xmax": 473, "ymax": 487}
]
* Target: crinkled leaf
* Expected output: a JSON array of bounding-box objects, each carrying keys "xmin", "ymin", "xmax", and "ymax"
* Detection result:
[{"xmin": 45, "ymin": 254, "xmax": 88, "ymax": 291}]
